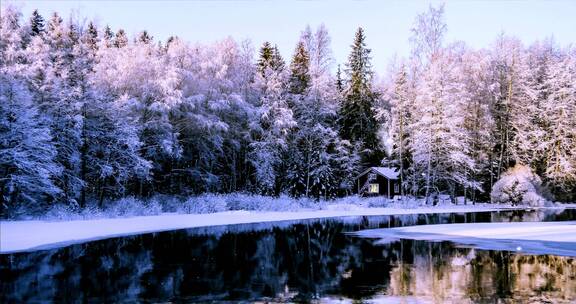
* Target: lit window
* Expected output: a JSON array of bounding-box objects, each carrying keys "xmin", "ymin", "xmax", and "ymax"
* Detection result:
[
  {"xmin": 394, "ymin": 184, "xmax": 399, "ymax": 193},
  {"xmin": 369, "ymin": 184, "xmax": 379, "ymax": 193}
]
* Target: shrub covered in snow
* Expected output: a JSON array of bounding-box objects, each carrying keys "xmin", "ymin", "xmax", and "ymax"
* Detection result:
[
  {"xmin": 27, "ymin": 188, "xmax": 551, "ymax": 222},
  {"xmin": 491, "ymin": 165, "xmax": 548, "ymax": 207},
  {"xmin": 44, "ymin": 204, "xmax": 82, "ymax": 220},
  {"xmin": 225, "ymin": 193, "xmax": 318, "ymax": 212},
  {"xmin": 183, "ymin": 194, "xmax": 228, "ymax": 214},
  {"xmin": 105, "ymin": 197, "xmax": 149, "ymax": 217}
]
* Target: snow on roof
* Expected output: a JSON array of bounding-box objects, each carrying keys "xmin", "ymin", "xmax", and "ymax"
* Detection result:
[
  {"xmin": 373, "ymin": 167, "xmax": 400, "ymax": 179},
  {"xmin": 357, "ymin": 167, "xmax": 400, "ymax": 180}
]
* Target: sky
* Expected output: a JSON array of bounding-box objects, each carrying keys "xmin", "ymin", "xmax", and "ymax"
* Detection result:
[{"xmin": 8, "ymin": 0, "xmax": 576, "ymax": 74}]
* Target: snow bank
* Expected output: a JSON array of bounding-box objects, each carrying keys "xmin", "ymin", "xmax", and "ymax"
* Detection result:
[
  {"xmin": 355, "ymin": 221, "xmax": 576, "ymax": 256},
  {"xmin": 38, "ymin": 193, "xmax": 323, "ymax": 221},
  {"xmin": 1, "ymin": 205, "xmax": 507, "ymax": 254}
]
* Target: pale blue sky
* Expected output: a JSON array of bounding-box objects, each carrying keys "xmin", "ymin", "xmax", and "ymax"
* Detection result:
[{"xmin": 10, "ymin": 0, "xmax": 576, "ymax": 74}]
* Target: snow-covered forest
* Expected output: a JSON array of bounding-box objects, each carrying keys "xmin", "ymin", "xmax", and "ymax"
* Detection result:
[{"xmin": 1, "ymin": 5, "xmax": 574, "ymax": 217}]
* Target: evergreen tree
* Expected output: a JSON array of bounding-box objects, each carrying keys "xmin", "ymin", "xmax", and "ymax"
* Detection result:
[
  {"xmin": 271, "ymin": 45, "xmax": 285, "ymax": 71},
  {"xmin": 257, "ymin": 41, "xmax": 274, "ymax": 75},
  {"xmin": 284, "ymin": 27, "xmax": 347, "ymax": 198},
  {"xmin": 165, "ymin": 35, "xmax": 177, "ymax": 50},
  {"xmin": 389, "ymin": 64, "xmax": 412, "ymax": 198},
  {"xmin": 0, "ymin": 73, "xmax": 61, "ymax": 216},
  {"xmin": 338, "ymin": 27, "xmax": 381, "ymax": 166},
  {"xmin": 84, "ymin": 22, "xmax": 99, "ymax": 52},
  {"xmin": 138, "ymin": 30, "xmax": 152, "ymax": 44},
  {"xmin": 102, "ymin": 25, "xmax": 114, "ymax": 48},
  {"xmin": 2, "ymin": 4, "xmax": 576, "ymax": 214},
  {"xmin": 258, "ymin": 42, "xmax": 284, "ymax": 75},
  {"xmin": 34, "ymin": 12, "xmax": 85, "ymax": 205},
  {"xmin": 289, "ymin": 41, "xmax": 310, "ymax": 95},
  {"xmin": 114, "ymin": 28, "xmax": 128, "ymax": 48},
  {"xmin": 335, "ymin": 64, "xmax": 343, "ymax": 92},
  {"xmin": 0, "ymin": 5, "xmax": 24, "ymax": 68},
  {"xmin": 29, "ymin": 9, "xmax": 45, "ymax": 37},
  {"xmin": 250, "ymin": 43, "xmax": 294, "ymax": 194}
]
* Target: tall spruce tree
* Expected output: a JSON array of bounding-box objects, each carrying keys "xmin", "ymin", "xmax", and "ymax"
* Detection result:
[
  {"xmin": 271, "ymin": 45, "xmax": 285, "ymax": 71},
  {"xmin": 389, "ymin": 64, "xmax": 412, "ymax": 198},
  {"xmin": 257, "ymin": 42, "xmax": 273, "ymax": 75},
  {"xmin": 250, "ymin": 45, "xmax": 294, "ymax": 194},
  {"xmin": 114, "ymin": 29, "xmax": 128, "ymax": 48},
  {"xmin": 284, "ymin": 27, "xmax": 357, "ymax": 198},
  {"xmin": 138, "ymin": 30, "xmax": 152, "ymax": 44},
  {"xmin": 289, "ymin": 41, "xmax": 310, "ymax": 95},
  {"xmin": 0, "ymin": 73, "xmax": 62, "ymax": 216},
  {"xmin": 335, "ymin": 64, "xmax": 343, "ymax": 92},
  {"xmin": 339, "ymin": 27, "xmax": 381, "ymax": 166},
  {"xmin": 84, "ymin": 22, "xmax": 98, "ymax": 52},
  {"xmin": 257, "ymin": 42, "xmax": 285, "ymax": 75},
  {"xmin": 29, "ymin": 9, "xmax": 45, "ymax": 37},
  {"xmin": 102, "ymin": 25, "xmax": 114, "ymax": 48}
]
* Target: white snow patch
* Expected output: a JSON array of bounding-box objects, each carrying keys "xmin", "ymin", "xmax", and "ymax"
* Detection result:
[
  {"xmin": 1, "ymin": 205, "xmax": 513, "ymax": 254},
  {"xmin": 357, "ymin": 221, "xmax": 576, "ymax": 242},
  {"xmin": 355, "ymin": 221, "xmax": 576, "ymax": 256}
]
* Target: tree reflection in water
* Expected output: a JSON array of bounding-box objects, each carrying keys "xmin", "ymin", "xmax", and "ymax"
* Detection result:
[{"xmin": 1, "ymin": 209, "xmax": 574, "ymax": 303}]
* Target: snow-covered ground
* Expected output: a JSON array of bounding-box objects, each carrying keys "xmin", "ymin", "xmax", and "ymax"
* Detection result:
[
  {"xmin": 0, "ymin": 204, "xmax": 530, "ymax": 254},
  {"xmin": 355, "ymin": 221, "xmax": 576, "ymax": 256}
]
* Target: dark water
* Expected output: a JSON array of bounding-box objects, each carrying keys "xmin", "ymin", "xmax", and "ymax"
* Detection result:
[{"xmin": 1, "ymin": 209, "xmax": 575, "ymax": 303}]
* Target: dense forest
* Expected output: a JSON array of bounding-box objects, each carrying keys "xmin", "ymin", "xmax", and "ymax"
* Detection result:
[{"xmin": 1, "ymin": 5, "xmax": 574, "ymax": 216}]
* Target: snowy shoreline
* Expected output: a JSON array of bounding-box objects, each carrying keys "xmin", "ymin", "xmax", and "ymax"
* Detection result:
[
  {"xmin": 354, "ymin": 221, "xmax": 576, "ymax": 256},
  {"xmin": 1, "ymin": 204, "xmax": 572, "ymax": 254},
  {"xmin": 356, "ymin": 221, "xmax": 576, "ymax": 242}
]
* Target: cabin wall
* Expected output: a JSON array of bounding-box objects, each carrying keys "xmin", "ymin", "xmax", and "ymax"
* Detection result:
[
  {"xmin": 356, "ymin": 172, "xmax": 400, "ymax": 197},
  {"xmin": 376, "ymin": 175, "xmax": 388, "ymax": 196}
]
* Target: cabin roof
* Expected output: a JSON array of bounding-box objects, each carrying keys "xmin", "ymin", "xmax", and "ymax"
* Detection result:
[{"xmin": 357, "ymin": 167, "xmax": 400, "ymax": 180}]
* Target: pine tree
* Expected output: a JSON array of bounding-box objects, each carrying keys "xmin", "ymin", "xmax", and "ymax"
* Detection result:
[
  {"xmin": 271, "ymin": 45, "xmax": 285, "ymax": 71},
  {"xmin": 0, "ymin": 73, "xmax": 61, "ymax": 216},
  {"xmin": 36, "ymin": 12, "xmax": 85, "ymax": 205},
  {"xmin": 250, "ymin": 42, "xmax": 294, "ymax": 194},
  {"xmin": 335, "ymin": 64, "xmax": 343, "ymax": 92},
  {"xmin": 114, "ymin": 28, "xmax": 128, "ymax": 48},
  {"xmin": 165, "ymin": 36, "xmax": 178, "ymax": 51},
  {"xmin": 289, "ymin": 41, "xmax": 310, "ymax": 95},
  {"xmin": 338, "ymin": 27, "xmax": 381, "ymax": 166},
  {"xmin": 284, "ymin": 27, "xmax": 345, "ymax": 198},
  {"xmin": 84, "ymin": 22, "xmax": 99, "ymax": 52},
  {"xmin": 138, "ymin": 30, "xmax": 152, "ymax": 44},
  {"xmin": 257, "ymin": 42, "xmax": 285, "ymax": 75},
  {"xmin": 257, "ymin": 42, "xmax": 274, "ymax": 75},
  {"xmin": 102, "ymin": 25, "xmax": 114, "ymax": 48},
  {"xmin": 0, "ymin": 5, "xmax": 24, "ymax": 68},
  {"xmin": 389, "ymin": 64, "xmax": 411, "ymax": 198},
  {"xmin": 29, "ymin": 9, "xmax": 45, "ymax": 37}
]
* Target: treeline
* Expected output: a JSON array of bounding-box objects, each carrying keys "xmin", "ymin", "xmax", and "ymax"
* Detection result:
[
  {"xmin": 0, "ymin": 5, "xmax": 574, "ymax": 216},
  {"xmin": 382, "ymin": 6, "xmax": 575, "ymax": 203}
]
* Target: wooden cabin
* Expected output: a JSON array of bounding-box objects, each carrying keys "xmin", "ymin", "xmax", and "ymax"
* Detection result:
[{"xmin": 356, "ymin": 167, "xmax": 400, "ymax": 198}]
